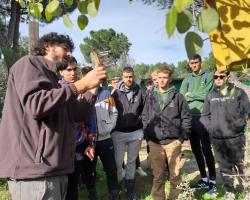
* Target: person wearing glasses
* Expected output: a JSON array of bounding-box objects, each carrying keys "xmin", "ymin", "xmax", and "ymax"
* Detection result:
[
  {"xmin": 180, "ymin": 54, "xmax": 216, "ymax": 196},
  {"xmin": 201, "ymin": 69, "xmax": 249, "ymax": 199}
]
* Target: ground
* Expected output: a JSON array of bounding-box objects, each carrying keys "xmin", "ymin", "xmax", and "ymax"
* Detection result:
[{"xmin": 0, "ymin": 141, "xmax": 245, "ymax": 200}]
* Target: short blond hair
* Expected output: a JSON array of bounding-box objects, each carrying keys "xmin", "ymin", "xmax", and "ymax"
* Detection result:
[
  {"xmin": 157, "ymin": 66, "xmax": 173, "ymax": 76},
  {"xmin": 215, "ymin": 69, "xmax": 230, "ymax": 76},
  {"xmin": 151, "ymin": 70, "xmax": 158, "ymax": 77}
]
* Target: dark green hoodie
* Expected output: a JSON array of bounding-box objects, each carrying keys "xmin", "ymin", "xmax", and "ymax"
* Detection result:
[
  {"xmin": 154, "ymin": 86, "xmax": 175, "ymax": 110},
  {"xmin": 180, "ymin": 71, "xmax": 214, "ymax": 116}
]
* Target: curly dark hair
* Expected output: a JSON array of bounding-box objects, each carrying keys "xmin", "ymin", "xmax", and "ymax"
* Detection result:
[
  {"xmin": 33, "ymin": 32, "xmax": 74, "ymax": 56},
  {"xmin": 56, "ymin": 57, "xmax": 77, "ymax": 72},
  {"xmin": 81, "ymin": 66, "xmax": 93, "ymax": 76}
]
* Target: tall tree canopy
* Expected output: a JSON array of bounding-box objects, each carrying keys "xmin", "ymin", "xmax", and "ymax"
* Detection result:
[{"xmin": 80, "ymin": 28, "xmax": 131, "ymax": 65}]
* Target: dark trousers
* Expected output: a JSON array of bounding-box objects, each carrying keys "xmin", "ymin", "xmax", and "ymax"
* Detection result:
[
  {"xmin": 212, "ymin": 135, "xmax": 245, "ymax": 192},
  {"xmin": 66, "ymin": 158, "xmax": 81, "ymax": 200},
  {"xmin": 82, "ymin": 138, "xmax": 119, "ymax": 192},
  {"xmin": 190, "ymin": 116, "xmax": 216, "ymax": 180}
]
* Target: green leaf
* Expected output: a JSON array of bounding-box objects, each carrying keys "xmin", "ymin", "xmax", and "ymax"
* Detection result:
[
  {"xmin": 77, "ymin": 15, "xmax": 89, "ymax": 30},
  {"xmin": 87, "ymin": 1, "xmax": 98, "ymax": 17},
  {"xmin": 33, "ymin": 3, "xmax": 42, "ymax": 20},
  {"xmin": 183, "ymin": 0, "xmax": 193, "ymax": 9},
  {"xmin": 94, "ymin": 0, "xmax": 100, "ymax": 11},
  {"xmin": 18, "ymin": 0, "xmax": 25, "ymax": 8},
  {"xmin": 174, "ymin": 0, "xmax": 185, "ymax": 13},
  {"xmin": 176, "ymin": 11, "xmax": 192, "ymax": 33},
  {"xmin": 166, "ymin": 6, "xmax": 177, "ymax": 37},
  {"xmin": 63, "ymin": 15, "xmax": 73, "ymax": 28},
  {"xmin": 36, "ymin": 3, "xmax": 43, "ymax": 12},
  {"xmin": 78, "ymin": 1, "xmax": 88, "ymax": 14},
  {"xmin": 185, "ymin": 32, "xmax": 203, "ymax": 58},
  {"xmin": 46, "ymin": 0, "xmax": 59, "ymax": 14},
  {"xmin": 45, "ymin": 8, "xmax": 53, "ymax": 21},
  {"xmin": 197, "ymin": 8, "xmax": 219, "ymax": 33},
  {"xmin": 64, "ymin": 0, "xmax": 73, "ymax": 6},
  {"xmin": 53, "ymin": 6, "xmax": 63, "ymax": 17}
]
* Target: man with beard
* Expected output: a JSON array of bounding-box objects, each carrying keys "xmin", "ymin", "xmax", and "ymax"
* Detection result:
[
  {"xmin": 0, "ymin": 32, "xmax": 107, "ymax": 200},
  {"xmin": 112, "ymin": 67, "xmax": 144, "ymax": 200}
]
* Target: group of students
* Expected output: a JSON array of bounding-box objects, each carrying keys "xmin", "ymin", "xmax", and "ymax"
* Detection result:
[
  {"xmin": 59, "ymin": 53, "xmax": 250, "ymax": 200},
  {"xmin": 57, "ymin": 58, "xmax": 147, "ymax": 200},
  {"xmin": 0, "ymin": 32, "xmax": 249, "ymax": 200}
]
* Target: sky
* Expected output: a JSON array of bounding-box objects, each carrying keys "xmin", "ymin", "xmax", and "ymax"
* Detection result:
[{"xmin": 20, "ymin": 0, "xmax": 212, "ymax": 66}]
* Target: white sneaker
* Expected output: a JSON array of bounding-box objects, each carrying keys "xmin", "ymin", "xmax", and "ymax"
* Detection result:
[
  {"xmin": 136, "ymin": 167, "xmax": 147, "ymax": 176},
  {"xmin": 223, "ymin": 192, "xmax": 235, "ymax": 200},
  {"xmin": 122, "ymin": 168, "xmax": 126, "ymax": 178}
]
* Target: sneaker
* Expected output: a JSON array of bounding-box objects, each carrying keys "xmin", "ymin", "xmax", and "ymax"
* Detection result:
[
  {"xmin": 136, "ymin": 167, "xmax": 147, "ymax": 176},
  {"xmin": 206, "ymin": 182, "xmax": 217, "ymax": 196},
  {"xmin": 191, "ymin": 179, "xmax": 209, "ymax": 189},
  {"xmin": 223, "ymin": 192, "xmax": 235, "ymax": 200}
]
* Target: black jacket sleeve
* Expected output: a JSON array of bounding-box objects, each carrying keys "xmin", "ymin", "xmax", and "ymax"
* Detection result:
[
  {"xmin": 179, "ymin": 93, "xmax": 192, "ymax": 140},
  {"xmin": 201, "ymin": 93, "xmax": 212, "ymax": 133}
]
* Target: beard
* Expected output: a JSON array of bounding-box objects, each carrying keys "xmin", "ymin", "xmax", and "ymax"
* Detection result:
[{"xmin": 55, "ymin": 57, "xmax": 71, "ymax": 71}]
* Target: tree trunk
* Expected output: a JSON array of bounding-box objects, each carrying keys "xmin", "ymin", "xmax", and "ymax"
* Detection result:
[
  {"xmin": 28, "ymin": 20, "xmax": 39, "ymax": 55},
  {"xmin": 7, "ymin": 0, "xmax": 21, "ymax": 48},
  {"xmin": 13, "ymin": 6, "xmax": 21, "ymax": 49}
]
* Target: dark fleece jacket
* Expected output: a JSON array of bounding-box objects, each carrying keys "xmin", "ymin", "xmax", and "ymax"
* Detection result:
[
  {"xmin": 112, "ymin": 81, "xmax": 143, "ymax": 132},
  {"xmin": 142, "ymin": 87, "xmax": 192, "ymax": 145},
  {"xmin": 201, "ymin": 83, "xmax": 250, "ymax": 139},
  {"xmin": 0, "ymin": 55, "xmax": 96, "ymax": 179}
]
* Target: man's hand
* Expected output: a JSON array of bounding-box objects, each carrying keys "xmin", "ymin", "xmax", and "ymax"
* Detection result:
[
  {"xmin": 84, "ymin": 146, "xmax": 95, "ymax": 161},
  {"xmin": 74, "ymin": 66, "xmax": 107, "ymax": 94},
  {"xmin": 184, "ymin": 92, "xmax": 190, "ymax": 97}
]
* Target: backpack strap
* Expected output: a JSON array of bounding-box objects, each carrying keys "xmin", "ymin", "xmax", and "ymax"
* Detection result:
[
  {"xmin": 187, "ymin": 75, "xmax": 193, "ymax": 85},
  {"xmin": 187, "ymin": 71, "xmax": 209, "ymax": 89},
  {"xmin": 203, "ymin": 71, "xmax": 209, "ymax": 85}
]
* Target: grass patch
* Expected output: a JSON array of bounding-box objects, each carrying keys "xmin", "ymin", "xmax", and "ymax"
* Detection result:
[
  {"xmin": 0, "ymin": 179, "xmax": 11, "ymax": 200},
  {"xmin": 0, "ymin": 153, "xmax": 245, "ymax": 200}
]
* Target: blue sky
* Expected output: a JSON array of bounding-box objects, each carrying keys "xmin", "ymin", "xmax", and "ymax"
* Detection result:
[{"xmin": 20, "ymin": 0, "xmax": 212, "ymax": 65}]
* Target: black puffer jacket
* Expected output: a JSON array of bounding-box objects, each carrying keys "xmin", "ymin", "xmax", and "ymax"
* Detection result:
[
  {"xmin": 112, "ymin": 82, "xmax": 143, "ymax": 132},
  {"xmin": 201, "ymin": 84, "xmax": 250, "ymax": 139},
  {"xmin": 142, "ymin": 88, "xmax": 191, "ymax": 144}
]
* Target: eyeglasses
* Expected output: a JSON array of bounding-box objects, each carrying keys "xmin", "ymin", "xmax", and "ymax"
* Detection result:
[{"xmin": 214, "ymin": 75, "xmax": 226, "ymax": 80}]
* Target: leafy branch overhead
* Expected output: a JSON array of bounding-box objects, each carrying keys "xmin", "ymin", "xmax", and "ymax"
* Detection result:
[
  {"xmin": 16, "ymin": 0, "xmax": 100, "ymax": 30},
  {"xmin": 13, "ymin": 0, "xmax": 220, "ymax": 58},
  {"xmin": 166, "ymin": 0, "xmax": 219, "ymax": 58}
]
